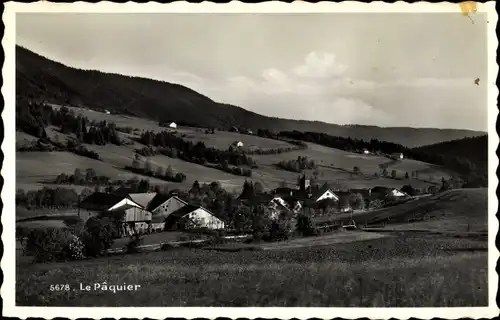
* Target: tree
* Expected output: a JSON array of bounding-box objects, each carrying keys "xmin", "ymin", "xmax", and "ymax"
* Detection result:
[
  {"xmin": 382, "ymin": 168, "xmax": 389, "ymax": 177},
  {"xmin": 353, "ymin": 166, "xmax": 361, "ymax": 175},
  {"xmin": 82, "ymin": 217, "xmax": 115, "ymax": 257},
  {"xmin": 253, "ymin": 181, "xmax": 264, "ymax": 194},
  {"xmin": 391, "ymin": 170, "xmax": 397, "ymax": 179},
  {"xmin": 190, "ymin": 180, "xmax": 201, "ymax": 195},
  {"xmin": 85, "ymin": 168, "xmax": 97, "ymax": 182},
  {"xmin": 132, "ymin": 157, "xmax": 141, "ymax": 170},
  {"xmin": 349, "ymin": 193, "xmax": 365, "ymax": 210},
  {"xmin": 405, "ymin": 172, "xmax": 409, "ymax": 180},
  {"xmin": 401, "ymin": 184, "xmax": 416, "ymax": 196},
  {"xmin": 144, "ymin": 159, "xmax": 153, "ymax": 174},
  {"xmin": 296, "ymin": 213, "xmax": 315, "ymax": 237},
  {"xmin": 165, "ymin": 165, "xmax": 174, "ymax": 178},
  {"xmin": 73, "ymin": 168, "xmax": 84, "ymax": 184},
  {"xmin": 156, "ymin": 166, "xmax": 165, "ymax": 177}
]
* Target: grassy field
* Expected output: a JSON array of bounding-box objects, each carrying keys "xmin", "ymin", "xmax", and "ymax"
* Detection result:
[
  {"xmin": 16, "ymin": 105, "xmax": 454, "ymax": 196},
  {"xmin": 16, "ymin": 232, "xmax": 488, "ymax": 307},
  {"xmin": 322, "ymin": 188, "xmax": 488, "ymax": 234}
]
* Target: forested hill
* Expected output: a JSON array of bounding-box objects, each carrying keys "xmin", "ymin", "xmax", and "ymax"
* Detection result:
[
  {"xmin": 277, "ymin": 130, "xmax": 488, "ymax": 187},
  {"xmin": 407, "ymin": 135, "xmax": 489, "ymax": 187},
  {"xmin": 16, "ymin": 45, "xmax": 485, "ymax": 147}
]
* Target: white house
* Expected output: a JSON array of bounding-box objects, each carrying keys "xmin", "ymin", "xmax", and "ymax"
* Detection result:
[
  {"xmin": 232, "ymin": 141, "xmax": 244, "ymax": 148},
  {"xmin": 390, "ymin": 153, "xmax": 404, "ymax": 160},
  {"xmin": 164, "ymin": 204, "xmax": 225, "ymax": 230},
  {"xmin": 104, "ymin": 109, "xmax": 111, "ymax": 115},
  {"xmin": 363, "ymin": 149, "xmax": 370, "ymax": 155},
  {"xmin": 314, "ymin": 189, "xmax": 339, "ymax": 202},
  {"xmin": 148, "ymin": 195, "xmax": 188, "ymax": 218},
  {"xmin": 386, "ymin": 188, "xmax": 410, "ymax": 199},
  {"xmin": 169, "ymin": 122, "xmax": 177, "ymax": 129}
]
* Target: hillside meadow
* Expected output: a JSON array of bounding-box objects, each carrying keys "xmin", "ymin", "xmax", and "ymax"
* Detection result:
[
  {"xmin": 16, "ymin": 105, "xmax": 454, "ymax": 197},
  {"xmin": 325, "ymin": 188, "xmax": 488, "ymax": 234},
  {"xmin": 16, "ymin": 232, "xmax": 487, "ymax": 307}
]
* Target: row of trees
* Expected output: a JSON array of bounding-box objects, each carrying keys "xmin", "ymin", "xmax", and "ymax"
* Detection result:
[
  {"xmin": 127, "ymin": 155, "xmax": 187, "ymax": 183},
  {"xmin": 279, "ymin": 130, "xmax": 407, "ymax": 155},
  {"xmin": 16, "ymin": 176, "xmax": 158, "ymax": 209},
  {"xmin": 52, "ymin": 168, "xmax": 112, "ymax": 186},
  {"xmin": 139, "ymin": 130, "xmax": 256, "ymax": 167},
  {"xmin": 16, "ymin": 100, "xmax": 123, "ymax": 146},
  {"xmin": 277, "ymin": 156, "xmax": 317, "ymax": 173},
  {"xmin": 139, "ymin": 130, "xmax": 255, "ymax": 177}
]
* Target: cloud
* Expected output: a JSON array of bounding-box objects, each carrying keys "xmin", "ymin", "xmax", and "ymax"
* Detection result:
[
  {"xmin": 156, "ymin": 51, "xmax": 482, "ymax": 128},
  {"xmin": 292, "ymin": 51, "xmax": 348, "ymax": 79}
]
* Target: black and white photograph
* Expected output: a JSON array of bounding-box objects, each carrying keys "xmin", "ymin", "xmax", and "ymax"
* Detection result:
[{"xmin": 2, "ymin": 1, "xmax": 498, "ymax": 318}]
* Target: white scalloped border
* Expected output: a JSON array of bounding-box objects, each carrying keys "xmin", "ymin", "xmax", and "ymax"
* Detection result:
[{"xmin": 2, "ymin": 2, "xmax": 498, "ymax": 319}]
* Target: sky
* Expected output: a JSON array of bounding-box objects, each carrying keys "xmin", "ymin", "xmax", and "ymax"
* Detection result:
[{"xmin": 16, "ymin": 13, "xmax": 489, "ymax": 131}]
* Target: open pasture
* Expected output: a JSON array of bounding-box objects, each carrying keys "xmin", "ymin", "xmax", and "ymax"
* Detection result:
[
  {"xmin": 255, "ymin": 142, "xmax": 451, "ymax": 179},
  {"xmin": 179, "ymin": 128, "xmax": 294, "ymax": 151},
  {"xmin": 16, "ymin": 233, "xmax": 487, "ymax": 307},
  {"xmin": 16, "ymin": 150, "xmax": 168, "ymax": 187},
  {"xmin": 49, "ymin": 104, "xmax": 166, "ymax": 133},
  {"xmin": 340, "ymin": 188, "xmax": 488, "ymax": 234}
]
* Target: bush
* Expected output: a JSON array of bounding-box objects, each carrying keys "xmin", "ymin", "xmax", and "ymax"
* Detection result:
[
  {"xmin": 67, "ymin": 235, "xmax": 85, "ymax": 260},
  {"xmin": 126, "ymin": 238, "xmax": 142, "ymax": 254},
  {"xmin": 296, "ymin": 213, "xmax": 316, "ymax": 237},
  {"xmin": 268, "ymin": 220, "xmax": 292, "ymax": 241},
  {"xmin": 24, "ymin": 228, "xmax": 74, "ymax": 263},
  {"xmin": 160, "ymin": 243, "xmax": 178, "ymax": 251},
  {"xmin": 82, "ymin": 217, "xmax": 115, "ymax": 257}
]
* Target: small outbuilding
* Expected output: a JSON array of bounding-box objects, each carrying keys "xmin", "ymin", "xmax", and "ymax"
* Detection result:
[{"xmin": 232, "ymin": 141, "xmax": 244, "ymax": 148}]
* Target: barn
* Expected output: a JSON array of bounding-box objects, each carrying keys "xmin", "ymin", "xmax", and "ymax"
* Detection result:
[
  {"xmin": 232, "ymin": 141, "xmax": 244, "ymax": 148},
  {"xmin": 163, "ymin": 204, "xmax": 225, "ymax": 230}
]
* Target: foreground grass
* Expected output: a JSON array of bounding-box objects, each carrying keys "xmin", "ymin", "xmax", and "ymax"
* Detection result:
[{"xmin": 17, "ymin": 234, "xmax": 488, "ymax": 307}]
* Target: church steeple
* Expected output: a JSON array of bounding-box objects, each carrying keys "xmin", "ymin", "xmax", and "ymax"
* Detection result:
[{"xmin": 298, "ymin": 174, "xmax": 310, "ymax": 192}]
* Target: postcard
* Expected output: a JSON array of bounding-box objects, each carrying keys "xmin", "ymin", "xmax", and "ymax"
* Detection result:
[{"xmin": 2, "ymin": 1, "xmax": 498, "ymax": 319}]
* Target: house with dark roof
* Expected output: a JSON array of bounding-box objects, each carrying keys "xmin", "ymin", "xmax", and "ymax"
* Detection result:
[
  {"xmin": 148, "ymin": 195, "xmax": 189, "ymax": 219},
  {"xmin": 162, "ymin": 204, "xmax": 225, "ymax": 230},
  {"xmin": 78, "ymin": 192, "xmax": 128, "ymax": 221}
]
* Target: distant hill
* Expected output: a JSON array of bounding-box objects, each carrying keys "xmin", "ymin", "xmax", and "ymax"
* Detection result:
[{"xmin": 16, "ymin": 45, "xmax": 486, "ymax": 147}]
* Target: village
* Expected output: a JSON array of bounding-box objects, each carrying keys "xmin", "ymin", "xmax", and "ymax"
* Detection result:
[
  {"xmin": 75, "ymin": 171, "xmax": 412, "ymax": 246},
  {"xmin": 11, "ymin": 8, "xmax": 491, "ymax": 310}
]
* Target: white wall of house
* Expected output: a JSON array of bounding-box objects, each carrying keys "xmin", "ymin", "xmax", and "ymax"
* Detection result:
[
  {"xmin": 122, "ymin": 221, "xmax": 150, "ymax": 236},
  {"xmin": 169, "ymin": 122, "xmax": 177, "ymax": 129},
  {"xmin": 272, "ymin": 197, "xmax": 287, "ymax": 208},
  {"xmin": 390, "ymin": 189, "xmax": 407, "ymax": 197},
  {"xmin": 151, "ymin": 196, "xmax": 187, "ymax": 217},
  {"xmin": 150, "ymin": 222, "xmax": 165, "ymax": 232},
  {"xmin": 187, "ymin": 208, "xmax": 225, "ymax": 230},
  {"xmin": 124, "ymin": 207, "xmax": 152, "ymax": 222},
  {"xmin": 292, "ymin": 201, "xmax": 302, "ymax": 213},
  {"xmin": 316, "ymin": 190, "xmax": 339, "ymax": 202},
  {"xmin": 108, "ymin": 198, "xmax": 142, "ymax": 211}
]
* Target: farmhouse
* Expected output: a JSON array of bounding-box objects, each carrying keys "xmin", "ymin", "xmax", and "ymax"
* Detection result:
[
  {"xmin": 312, "ymin": 187, "xmax": 339, "ymax": 202},
  {"xmin": 163, "ymin": 204, "xmax": 225, "ymax": 230},
  {"xmin": 232, "ymin": 141, "xmax": 244, "ymax": 148},
  {"xmin": 389, "ymin": 152, "xmax": 404, "ymax": 160},
  {"xmin": 147, "ymin": 194, "xmax": 188, "ymax": 218},
  {"xmin": 80, "ymin": 191, "xmax": 226, "ymax": 233},
  {"xmin": 169, "ymin": 122, "xmax": 177, "ymax": 129},
  {"xmin": 363, "ymin": 148, "xmax": 370, "ymax": 155},
  {"xmin": 386, "ymin": 188, "xmax": 410, "ymax": 200}
]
